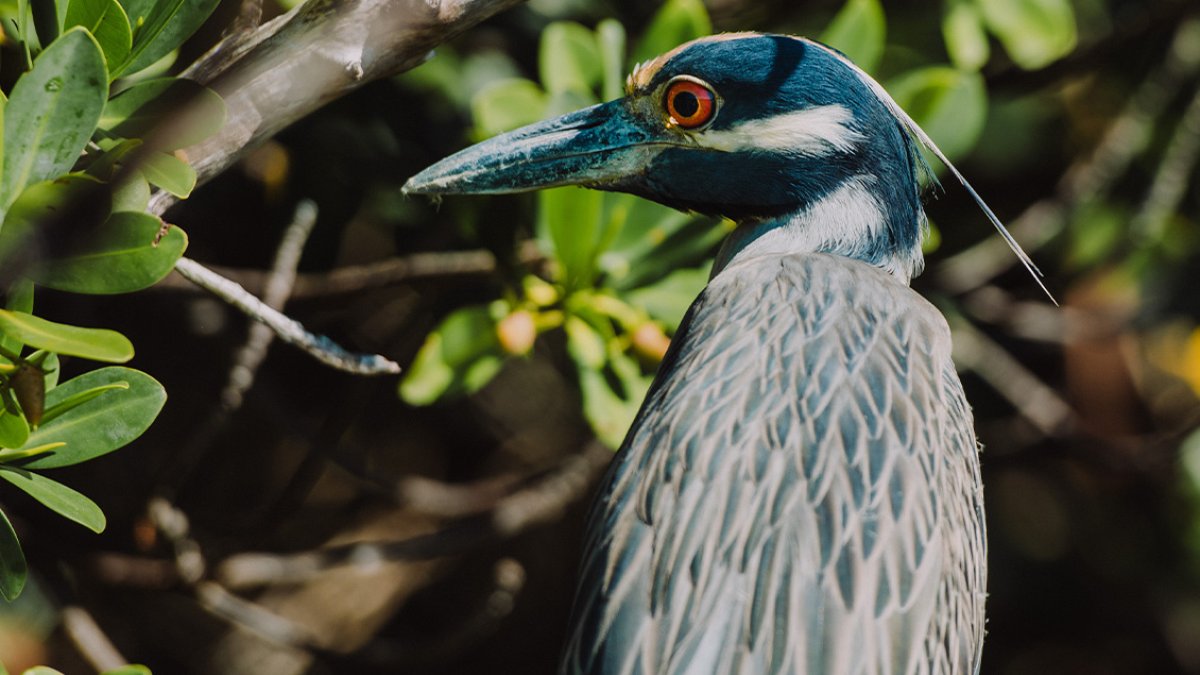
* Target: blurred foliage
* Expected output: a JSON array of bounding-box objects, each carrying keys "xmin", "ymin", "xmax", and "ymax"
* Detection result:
[
  {"xmin": 401, "ymin": 1, "xmax": 728, "ymax": 446},
  {"xmin": 0, "ymin": 0, "xmax": 1196, "ymax": 673},
  {"xmin": 0, "ymin": 0, "xmax": 222, "ymax": 605}
]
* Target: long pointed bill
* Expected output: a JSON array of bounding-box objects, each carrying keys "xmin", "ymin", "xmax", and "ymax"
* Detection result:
[{"xmin": 403, "ymin": 100, "xmax": 665, "ymax": 196}]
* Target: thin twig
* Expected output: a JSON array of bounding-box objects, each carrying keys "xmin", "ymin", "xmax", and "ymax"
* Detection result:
[
  {"xmin": 1131, "ymin": 80, "xmax": 1200, "ymax": 240},
  {"xmin": 222, "ymin": 199, "xmax": 319, "ymax": 409},
  {"xmin": 84, "ymin": 552, "xmax": 181, "ymax": 590},
  {"xmin": 155, "ymin": 248, "xmax": 513, "ymax": 297},
  {"xmin": 394, "ymin": 472, "xmax": 525, "ymax": 518},
  {"xmin": 148, "ymin": 496, "xmax": 206, "ymax": 585},
  {"xmin": 195, "ymin": 581, "xmax": 315, "ymax": 647},
  {"xmin": 349, "ymin": 558, "xmax": 526, "ymax": 668},
  {"xmin": 217, "ymin": 441, "xmax": 612, "ymax": 590},
  {"xmin": 962, "ymin": 285, "xmax": 1123, "ymax": 344},
  {"xmin": 950, "ymin": 314, "xmax": 1077, "ymax": 437},
  {"xmin": 174, "ymin": 257, "xmax": 401, "ymax": 375},
  {"xmin": 61, "ymin": 605, "xmax": 128, "ymax": 673}
]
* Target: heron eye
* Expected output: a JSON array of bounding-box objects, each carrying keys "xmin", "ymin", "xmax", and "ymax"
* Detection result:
[{"xmin": 664, "ymin": 79, "xmax": 716, "ymax": 129}]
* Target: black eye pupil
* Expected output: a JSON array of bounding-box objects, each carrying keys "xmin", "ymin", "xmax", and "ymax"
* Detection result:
[{"xmin": 673, "ymin": 91, "xmax": 700, "ymax": 117}]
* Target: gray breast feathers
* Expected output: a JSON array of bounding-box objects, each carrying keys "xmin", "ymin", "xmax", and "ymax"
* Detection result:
[{"xmin": 561, "ymin": 253, "xmax": 986, "ymax": 675}]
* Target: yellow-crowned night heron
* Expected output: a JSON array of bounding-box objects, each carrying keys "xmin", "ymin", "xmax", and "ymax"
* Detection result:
[{"xmin": 405, "ymin": 32, "xmax": 1044, "ymax": 675}]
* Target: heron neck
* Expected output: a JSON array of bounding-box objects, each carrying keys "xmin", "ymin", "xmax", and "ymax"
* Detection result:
[{"xmin": 710, "ymin": 174, "xmax": 924, "ymax": 284}]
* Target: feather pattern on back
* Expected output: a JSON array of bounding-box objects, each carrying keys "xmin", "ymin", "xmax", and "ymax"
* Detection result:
[{"xmin": 560, "ymin": 252, "xmax": 986, "ymax": 675}]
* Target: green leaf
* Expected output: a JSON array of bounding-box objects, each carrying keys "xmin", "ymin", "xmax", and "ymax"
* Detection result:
[
  {"xmin": 32, "ymin": 212, "xmax": 187, "ymax": 294},
  {"xmin": 539, "ymin": 21, "xmax": 601, "ymax": 100},
  {"xmin": 538, "ymin": 187, "xmax": 604, "ymax": 293},
  {"xmin": 471, "ymin": 78, "xmax": 546, "ymax": 139},
  {"xmin": 0, "ymin": 466, "xmax": 105, "ymax": 532},
  {"xmin": 38, "ymin": 382, "xmax": 127, "ymax": 427},
  {"xmin": 1, "ymin": 280, "xmax": 33, "ymax": 356},
  {"xmin": 0, "ymin": 507, "xmax": 26, "ymax": 600},
  {"xmin": 101, "ymin": 667, "xmax": 151, "ymax": 675},
  {"xmin": 0, "ymin": 407, "xmax": 30, "ymax": 449},
  {"xmin": 114, "ymin": 0, "xmax": 220, "ymax": 77},
  {"xmin": 0, "ymin": 310, "xmax": 133, "ymax": 362},
  {"xmin": 117, "ymin": 0, "xmax": 152, "ymax": 28},
  {"xmin": 100, "ymin": 78, "xmax": 226, "ymax": 150},
  {"xmin": 62, "ymin": 0, "xmax": 104, "ymax": 32},
  {"xmin": 977, "ymin": 0, "xmax": 1076, "ymax": 70},
  {"xmin": 0, "ymin": 176, "xmax": 113, "ymax": 270},
  {"xmin": 625, "ymin": 266, "xmax": 708, "ymax": 331},
  {"xmin": 631, "ymin": 0, "xmax": 711, "ymax": 64},
  {"xmin": 82, "ymin": 137, "xmax": 141, "ymax": 181},
  {"xmin": 17, "ymin": 366, "xmax": 165, "ymax": 469},
  {"xmin": 64, "ymin": 0, "xmax": 132, "ymax": 70},
  {"xmin": 399, "ymin": 306, "xmax": 504, "ymax": 405},
  {"xmin": 141, "ymin": 151, "xmax": 195, "ymax": 198},
  {"xmin": 22, "ymin": 668, "xmax": 64, "ymax": 675},
  {"xmin": 565, "ymin": 317, "xmax": 647, "ymax": 448},
  {"xmin": 596, "ymin": 19, "xmax": 626, "ymax": 102},
  {"xmin": 887, "ymin": 66, "xmax": 987, "ymax": 161},
  {"xmin": 1066, "ymin": 200, "xmax": 1126, "ymax": 269},
  {"xmin": 41, "ymin": 352, "xmax": 60, "ymax": 390},
  {"xmin": 0, "ymin": 28, "xmax": 108, "ymax": 213},
  {"xmin": 111, "ymin": 172, "xmax": 150, "ymax": 212},
  {"xmin": 601, "ymin": 197, "xmax": 725, "ymax": 291},
  {"xmin": 820, "ymin": 0, "xmax": 886, "ymax": 73},
  {"xmin": 942, "ymin": 1, "xmax": 990, "ymax": 71}
]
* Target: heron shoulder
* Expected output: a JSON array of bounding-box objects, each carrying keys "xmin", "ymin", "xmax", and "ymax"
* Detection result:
[{"xmin": 707, "ymin": 251, "xmax": 950, "ymax": 346}]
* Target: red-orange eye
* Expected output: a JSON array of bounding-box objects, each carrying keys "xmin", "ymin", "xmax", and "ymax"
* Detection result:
[{"xmin": 664, "ymin": 78, "xmax": 716, "ymax": 129}]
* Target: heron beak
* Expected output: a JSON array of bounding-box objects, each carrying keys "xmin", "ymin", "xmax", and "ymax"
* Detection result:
[{"xmin": 402, "ymin": 99, "xmax": 665, "ymax": 195}]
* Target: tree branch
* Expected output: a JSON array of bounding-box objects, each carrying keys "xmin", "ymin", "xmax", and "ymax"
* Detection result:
[
  {"xmin": 216, "ymin": 441, "xmax": 611, "ymax": 590},
  {"xmin": 174, "ymin": 257, "xmax": 401, "ymax": 375},
  {"xmin": 151, "ymin": 0, "xmax": 527, "ymax": 216}
]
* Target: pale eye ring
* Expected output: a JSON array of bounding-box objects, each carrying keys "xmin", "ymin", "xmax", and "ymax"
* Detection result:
[{"xmin": 663, "ymin": 76, "xmax": 717, "ymax": 129}]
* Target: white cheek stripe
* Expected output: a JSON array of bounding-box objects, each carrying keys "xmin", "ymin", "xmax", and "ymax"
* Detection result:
[
  {"xmin": 714, "ymin": 176, "xmax": 920, "ymax": 283},
  {"xmin": 699, "ymin": 104, "xmax": 863, "ymax": 156}
]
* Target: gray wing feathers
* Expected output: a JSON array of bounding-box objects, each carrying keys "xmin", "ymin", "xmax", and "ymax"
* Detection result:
[{"xmin": 561, "ymin": 253, "xmax": 985, "ymax": 675}]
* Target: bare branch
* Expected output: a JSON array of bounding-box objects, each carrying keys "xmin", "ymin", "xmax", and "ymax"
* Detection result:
[
  {"xmin": 223, "ymin": 200, "xmax": 319, "ymax": 409},
  {"xmin": 158, "ymin": 249, "xmax": 498, "ymax": 296},
  {"xmin": 62, "ymin": 606, "xmax": 129, "ymax": 673},
  {"xmin": 950, "ymin": 315, "xmax": 1077, "ymax": 437},
  {"xmin": 151, "ymin": 0, "xmax": 527, "ymax": 216},
  {"xmin": 217, "ymin": 441, "xmax": 612, "ymax": 590},
  {"xmin": 1131, "ymin": 80, "xmax": 1200, "ymax": 240},
  {"xmin": 174, "ymin": 257, "xmax": 401, "ymax": 375},
  {"xmin": 196, "ymin": 581, "xmax": 316, "ymax": 647}
]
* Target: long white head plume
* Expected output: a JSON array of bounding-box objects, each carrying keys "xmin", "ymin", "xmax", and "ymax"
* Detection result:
[{"xmin": 802, "ymin": 38, "xmax": 1056, "ymax": 305}]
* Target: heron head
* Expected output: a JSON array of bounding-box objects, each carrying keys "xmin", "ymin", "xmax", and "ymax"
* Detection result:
[{"xmin": 404, "ymin": 33, "xmax": 934, "ymax": 280}]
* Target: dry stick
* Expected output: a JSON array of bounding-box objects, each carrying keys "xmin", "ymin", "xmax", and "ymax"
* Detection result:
[
  {"xmin": 936, "ymin": 17, "xmax": 1200, "ymax": 296},
  {"xmin": 223, "ymin": 199, "xmax": 319, "ymax": 408},
  {"xmin": 176, "ymin": 257, "xmax": 401, "ymax": 375},
  {"xmin": 196, "ymin": 581, "xmax": 315, "ymax": 647},
  {"xmin": 61, "ymin": 606, "xmax": 128, "ymax": 673},
  {"xmin": 156, "ymin": 249, "xmax": 503, "ymax": 296},
  {"xmin": 1131, "ymin": 80, "xmax": 1200, "ymax": 241},
  {"xmin": 962, "ymin": 285, "xmax": 1120, "ymax": 345},
  {"xmin": 162, "ymin": 201, "xmax": 346, "ymax": 495},
  {"xmin": 950, "ymin": 314, "xmax": 1076, "ymax": 437},
  {"xmin": 352, "ymin": 558, "xmax": 526, "ymax": 667},
  {"xmin": 217, "ymin": 441, "xmax": 612, "ymax": 590}
]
